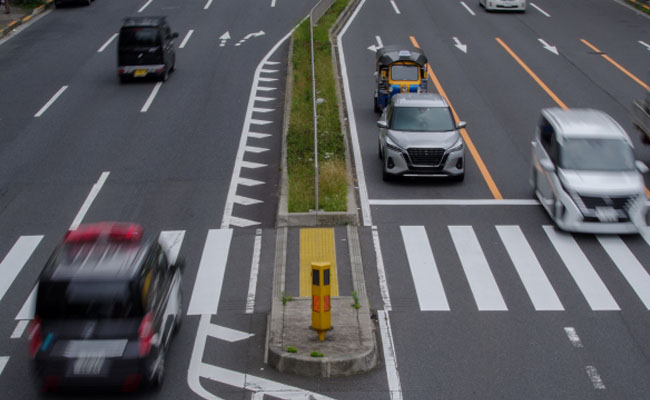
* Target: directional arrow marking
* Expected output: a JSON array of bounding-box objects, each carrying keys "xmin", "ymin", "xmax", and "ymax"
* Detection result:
[
  {"xmin": 368, "ymin": 35, "xmax": 384, "ymax": 53},
  {"xmin": 538, "ymin": 38, "xmax": 558, "ymax": 55},
  {"xmin": 453, "ymin": 37, "xmax": 467, "ymax": 54},
  {"xmin": 219, "ymin": 31, "xmax": 230, "ymax": 47}
]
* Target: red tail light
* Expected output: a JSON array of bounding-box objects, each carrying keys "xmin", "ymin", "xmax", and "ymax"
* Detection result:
[
  {"xmin": 64, "ymin": 222, "xmax": 143, "ymax": 243},
  {"xmin": 28, "ymin": 317, "xmax": 43, "ymax": 358},
  {"xmin": 138, "ymin": 312, "xmax": 154, "ymax": 356}
]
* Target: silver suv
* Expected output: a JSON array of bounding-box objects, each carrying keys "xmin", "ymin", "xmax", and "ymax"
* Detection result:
[
  {"xmin": 531, "ymin": 108, "xmax": 649, "ymax": 234},
  {"xmin": 377, "ymin": 93, "xmax": 466, "ymax": 181}
]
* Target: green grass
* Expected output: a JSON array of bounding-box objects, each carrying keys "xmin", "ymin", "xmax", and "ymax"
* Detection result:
[{"xmin": 286, "ymin": 0, "xmax": 350, "ymax": 212}]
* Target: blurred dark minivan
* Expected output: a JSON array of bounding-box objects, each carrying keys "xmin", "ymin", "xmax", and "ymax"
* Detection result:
[{"xmin": 117, "ymin": 17, "xmax": 178, "ymax": 83}]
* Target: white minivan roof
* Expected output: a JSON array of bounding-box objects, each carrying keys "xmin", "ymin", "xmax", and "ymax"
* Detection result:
[{"xmin": 542, "ymin": 108, "xmax": 630, "ymax": 142}]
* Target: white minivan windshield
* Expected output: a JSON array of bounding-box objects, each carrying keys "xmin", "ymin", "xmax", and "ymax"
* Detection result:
[{"xmin": 560, "ymin": 138, "xmax": 635, "ymax": 171}]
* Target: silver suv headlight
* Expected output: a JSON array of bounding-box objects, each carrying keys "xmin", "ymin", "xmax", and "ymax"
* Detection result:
[
  {"xmin": 448, "ymin": 138, "xmax": 464, "ymax": 153},
  {"xmin": 385, "ymin": 137, "xmax": 403, "ymax": 153}
]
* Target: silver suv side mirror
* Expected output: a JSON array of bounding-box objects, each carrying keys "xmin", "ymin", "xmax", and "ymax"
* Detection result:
[
  {"xmin": 635, "ymin": 160, "xmax": 649, "ymax": 174},
  {"xmin": 377, "ymin": 121, "xmax": 389, "ymax": 129}
]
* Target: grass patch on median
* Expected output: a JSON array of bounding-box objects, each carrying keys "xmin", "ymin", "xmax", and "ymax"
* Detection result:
[{"xmin": 286, "ymin": 0, "xmax": 350, "ymax": 212}]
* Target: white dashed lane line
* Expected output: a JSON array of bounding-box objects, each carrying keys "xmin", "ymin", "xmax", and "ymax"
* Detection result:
[
  {"xmin": 530, "ymin": 2, "xmax": 551, "ymax": 17},
  {"xmin": 460, "ymin": 1, "xmax": 476, "ymax": 16},
  {"xmin": 140, "ymin": 82, "xmax": 163, "ymax": 113},
  {"xmin": 34, "ymin": 85, "xmax": 68, "ymax": 117},
  {"xmin": 179, "ymin": 29, "xmax": 194, "ymax": 49},
  {"xmin": 97, "ymin": 33, "xmax": 118, "ymax": 53},
  {"xmin": 138, "ymin": 0, "xmax": 153, "ymax": 13}
]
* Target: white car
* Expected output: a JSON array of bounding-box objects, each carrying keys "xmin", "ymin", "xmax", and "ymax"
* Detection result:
[
  {"xmin": 530, "ymin": 108, "xmax": 649, "ymax": 234},
  {"xmin": 480, "ymin": 0, "xmax": 526, "ymax": 12}
]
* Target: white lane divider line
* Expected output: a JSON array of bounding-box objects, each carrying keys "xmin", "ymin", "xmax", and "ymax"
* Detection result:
[
  {"xmin": 245, "ymin": 146, "xmax": 269, "ymax": 154},
  {"xmin": 400, "ymin": 226, "xmax": 450, "ymax": 311},
  {"xmin": 70, "ymin": 171, "xmax": 110, "ymax": 230},
  {"xmin": 460, "ymin": 1, "xmax": 476, "ymax": 16},
  {"xmin": 97, "ymin": 33, "xmax": 118, "ymax": 52},
  {"xmin": 497, "ymin": 225, "xmax": 564, "ymax": 311},
  {"xmin": 258, "ymin": 77, "xmax": 278, "ymax": 82},
  {"xmin": 256, "ymin": 86, "xmax": 277, "ymax": 92},
  {"xmin": 598, "ymin": 235, "xmax": 650, "ymax": 309},
  {"xmin": 250, "ymin": 119, "xmax": 273, "ymax": 125},
  {"xmin": 378, "ymin": 310, "xmax": 403, "ymax": 400},
  {"xmin": 544, "ymin": 227, "xmax": 619, "ymax": 311},
  {"xmin": 34, "ymin": 85, "xmax": 68, "ymax": 117},
  {"xmin": 260, "ymin": 69, "xmax": 278, "ymax": 74},
  {"xmin": 450, "ymin": 226, "xmax": 507, "ymax": 311},
  {"xmin": 179, "ymin": 29, "xmax": 194, "ymax": 49},
  {"xmin": 203, "ymin": 0, "xmax": 213, "ymax": 9},
  {"xmin": 585, "ymin": 366, "xmax": 606, "ymax": 389},
  {"xmin": 252, "ymin": 107, "xmax": 275, "ymax": 113},
  {"xmin": 141, "ymin": 82, "xmax": 163, "ymax": 113},
  {"xmin": 271, "ymin": 0, "xmax": 276, "ymax": 7},
  {"xmin": 187, "ymin": 229, "xmax": 232, "ymax": 315},
  {"xmin": 564, "ymin": 327, "xmax": 583, "ymax": 348},
  {"xmin": 137, "ymin": 0, "xmax": 153, "ymax": 13},
  {"xmin": 0, "ymin": 357, "xmax": 8, "ymax": 376},
  {"xmin": 390, "ymin": 0, "xmax": 401, "ymax": 14},
  {"xmin": 238, "ymin": 177, "xmax": 265, "ymax": 187},
  {"xmin": 158, "ymin": 230, "xmax": 185, "ymax": 265},
  {"xmin": 245, "ymin": 229, "xmax": 262, "ymax": 314},
  {"xmin": 0, "ymin": 236, "xmax": 42, "ymax": 303},
  {"xmin": 373, "ymin": 226, "xmax": 392, "ymax": 310},
  {"xmin": 640, "ymin": 41, "xmax": 650, "ymax": 51},
  {"xmin": 241, "ymin": 161, "xmax": 267, "ymax": 169},
  {"xmin": 248, "ymin": 131, "xmax": 271, "ymax": 139},
  {"xmin": 254, "ymin": 96, "xmax": 275, "ymax": 103},
  {"xmin": 234, "ymin": 195, "xmax": 263, "ymax": 205},
  {"xmin": 530, "ymin": 2, "xmax": 551, "ymax": 17}
]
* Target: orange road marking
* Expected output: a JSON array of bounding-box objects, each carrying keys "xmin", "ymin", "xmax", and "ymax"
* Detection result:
[
  {"xmin": 580, "ymin": 39, "xmax": 650, "ymax": 92},
  {"xmin": 410, "ymin": 36, "xmax": 503, "ymax": 200}
]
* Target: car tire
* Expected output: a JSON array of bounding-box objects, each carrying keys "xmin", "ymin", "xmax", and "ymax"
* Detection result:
[
  {"xmin": 149, "ymin": 348, "xmax": 166, "ymax": 389},
  {"xmin": 378, "ymin": 142, "xmax": 383, "ymax": 160},
  {"xmin": 382, "ymin": 167, "xmax": 393, "ymax": 182},
  {"xmin": 374, "ymin": 99, "xmax": 381, "ymax": 113},
  {"xmin": 161, "ymin": 68, "xmax": 169, "ymax": 82}
]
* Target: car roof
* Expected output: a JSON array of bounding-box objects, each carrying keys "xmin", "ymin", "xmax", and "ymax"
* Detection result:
[
  {"xmin": 40, "ymin": 223, "xmax": 152, "ymax": 283},
  {"xmin": 541, "ymin": 108, "xmax": 630, "ymax": 141},
  {"xmin": 121, "ymin": 16, "xmax": 168, "ymax": 28},
  {"xmin": 392, "ymin": 93, "xmax": 448, "ymax": 108}
]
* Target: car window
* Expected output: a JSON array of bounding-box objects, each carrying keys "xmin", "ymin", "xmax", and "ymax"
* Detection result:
[
  {"xmin": 119, "ymin": 27, "xmax": 161, "ymax": 47},
  {"xmin": 391, "ymin": 65, "xmax": 419, "ymax": 81},
  {"xmin": 559, "ymin": 138, "xmax": 635, "ymax": 171},
  {"xmin": 390, "ymin": 106, "xmax": 455, "ymax": 132}
]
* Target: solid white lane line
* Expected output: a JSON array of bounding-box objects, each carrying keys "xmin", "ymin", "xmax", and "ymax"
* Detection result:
[
  {"xmin": 378, "ymin": 310, "xmax": 403, "ymax": 400},
  {"xmin": 390, "ymin": 0, "xmax": 401, "ymax": 14},
  {"xmin": 137, "ymin": 0, "xmax": 153, "ymax": 13},
  {"xmin": 97, "ymin": 33, "xmax": 118, "ymax": 52},
  {"xmin": 0, "ymin": 357, "xmax": 7, "ymax": 376},
  {"xmin": 11, "ymin": 320, "xmax": 29, "ymax": 339},
  {"xmin": 530, "ymin": 2, "xmax": 551, "ymax": 17},
  {"xmin": 598, "ymin": 235, "xmax": 650, "ymax": 309},
  {"xmin": 460, "ymin": 1, "xmax": 476, "ymax": 16},
  {"xmin": 187, "ymin": 229, "xmax": 232, "ymax": 315},
  {"xmin": 203, "ymin": 0, "xmax": 213, "ymax": 9},
  {"xmin": 497, "ymin": 226, "xmax": 564, "ymax": 311},
  {"xmin": 245, "ymin": 229, "xmax": 262, "ymax": 314},
  {"xmin": 400, "ymin": 226, "xmax": 449, "ymax": 311},
  {"xmin": 69, "ymin": 171, "xmax": 110, "ymax": 230},
  {"xmin": 373, "ymin": 226, "xmax": 392, "ymax": 310},
  {"xmin": 158, "ymin": 230, "xmax": 185, "ymax": 265},
  {"xmin": 564, "ymin": 327, "xmax": 583, "ymax": 348},
  {"xmin": 179, "ymin": 29, "xmax": 194, "ymax": 49},
  {"xmin": 449, "ymin": 226, "xmax": 507, "ymax": 311},
  {"xmin": 0, "ymin": 236, "xmax": 43, "ymax": 303},
  {"xmin": 34, "ymin": 85, "xmax": 68, "ymax": 117},
  {"xmin": 141, "ymin": 82, "xmax": 163, "ymax": 113},
  {"xmin": 544, "ymin": 227, "xmax": 619, "ymax": 311},
  {"xmin": 369, "ymin": 199, "xmax": 539, "ymax": 206},
  {"xmin": 585, "ymin": 366, "xmax": 606, "ymax": 389}
]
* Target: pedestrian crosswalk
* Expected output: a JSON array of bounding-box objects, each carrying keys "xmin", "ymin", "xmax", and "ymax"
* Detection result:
[{"xmin": 397, "ymin": 225, "xmax": 650, "ymax": 312}]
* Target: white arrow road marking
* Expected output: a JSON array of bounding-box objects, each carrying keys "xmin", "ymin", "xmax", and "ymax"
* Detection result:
[
  {"xmin": 228, "ymin": 217, "xmax": 260, "ymax": 228},
  {"xmin": 245, "ymin": 31, "xmax": 265, "ymax": 40},
  {"xmin": 453, "ymin": 37, "xmax": 467, "ymax": 53},
  {"xmin": 368, "ymin": 35, "xmax": 383, "ymax": 52},
  {"xmin": 460, "ymin": 1, "xmax": 476, "ymax": 16},
  {"xmin": 219, "ymin": 31, "xmax": 230, "ymax": 47},
  {"xmin": 238, "ymin": 177, "xmax": 265, "ymax": 186},
  {"xmin": 530, "ymin": 2, "xmax": 551, "ymax": 17},
  {"xmin": 98, "ymin": 33, "xmax": 118, "ymax": 52},
  {"xmin": 241, "ymin": 161, "xmax": 267, "ymax": 169},
  {"xmin": 538, "ymin": 38, "xmax": 559, "ymax": 55},
  {"xmin": 248, "ymin": 131, "xmax": 272, "ymax": 138},
  {"xmin": 179, "ymin": 30, "xmax": 194, "ymax": 49},
  {"xmin": 234, "ymin": 195, "xmax": 263, "ymax": 205},
  {"xmin": 639, "ymin": 40, "xmax": 650, "ymax": 51},
  {"xmin": 35, "ymin": 85, "xmax": 68, "ymax": 117},
  {"xmin": 141, "ymin": 82, "xmax": 163, "ymax": 113}
]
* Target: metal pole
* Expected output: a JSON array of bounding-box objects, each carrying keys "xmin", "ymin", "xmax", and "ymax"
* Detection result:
[{"xmin": 310, "ymin": 12, "xmax": 319, "ymax": 211}]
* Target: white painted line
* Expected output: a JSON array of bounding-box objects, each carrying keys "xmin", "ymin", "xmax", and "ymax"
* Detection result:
[
  {"xmin": 264, "ymin": 61, "xmax": 280, "ymax": 65},
  {"xmin": 229, "ymin": 216, "xmax": 260, "ymax": 228},
  {"xmin": 449, "ymin": 226, "xmax": 507, "ymax": 311},
  {"xmin": 256, "ymin": 86, "xmax": 277, "ymax": 92},
  {"xmin": 238, "ymin": 177, "xmax": 265, "ymax": 186},
  {"xmin": 0, "ymin": 236, "xmax": 42, "ymax": 303},
  {"xmin": 254, "ymin": 96, "xmax": 275, "ymax": 102},
  {"xmin": 203, "ymin": 0, "xmax": 213, "ymax": 9},
  {"xmin": 373, "ymin": 226, "xmax": 392, "ymax": 310},
  {"xmin": 158, "ymin": 230, "xmax": 185, "ymax": 265},
  {"xmin": 460, "ymin": 1, "xmax": 476, "ymax": 16},
  {"xmin": 207, "ymin": 323, "xmax": 254, "ymax": 341},
  {"xmin": 187, "ymin": 229, "xmax": 232, "ymax": 315},
  {"xmin": 141, "ymin": 82, "xmax": 163, "ymax": 113},
  {"xmin": 400, "ymin": 226, "xmax": 449, "ymax": 311},
  {"xmin": 639, "ymin": 41, "xmax": 650, "ymax": 51},
  {"xmin": 245, "ymin": 146, "xmax": 269, "ymax": 153},
  {"xmin": 234, "ymin": 195, "xmax": 263, "ymax": 205},
  {"xmin": 598, "ymin": 235, "xmax": 650, "ymax": 309},
  {"xmin": 248, "ymin": 131, "xmax": 272, "ymax": 139},
  {"xmin": 250, "ymin": 119, "xmax": 273, "ymax": 125},
  {"xmin": 271, "ymin": 0, "xmax": 276, "ymax": 7},
  {"xmin": 11, "ymin": 320, "xmax": 29, "ymax": 339},
  {"xmin": 0, "ymin": 357, "xmax": 8, "ymax": 376},
  {"xmin": 376, "ymin": 35, "xmax": 384, "ymax": 49},
  {"xmin": 564, "ymin": 327, "xmax": 583, "ymax": 348},
  {"xmin": 544, "ymin": 227, "xmax": 619, "ymax": 311},
  {"xmin": 246, "ymin": 229, "xmax": 262, "ymax": 314},
  {"xmin": 585, "ymin": 366, "xmax": 606, "ymax": 389},
  {"xmin": 260, "ymin": 69, "xmax": 278, "ymax": 73},
  {"xmin": 496, "ymin": 226, "xmax": 564, "ymax": 311},
  {"xmin": 530, "ymin": 2, "xmax": 551, "ymax": 17},
  {"xmin": 390, "ymin": 0, "xmax": 401, "ymax": 14},
  {"xmin": 369, "ymin": 199, "xmax": 540, "ymax": 206},
  {"xmin": 137, "ymin": 0, "xmax": 153, "ymax": 13},
  {"xmin": 179, "ymin": 29, "xmax": 194, "ymax": 49},
  {"xmin": 241, "ymin": 161, "xmax": 267, "ymax": 169},
  {"xmin": 16, "ymin": 285, "xmax": 37, "ymax": 320},
  {"xmin": 252, "ymin": 107, "xmax": 275, "ymax": 113},
  {"xmin": 34, "ymin": 85, "xmax": 68, "ymax": 117},
  {"xmin": 338, "ymin": 0, "xmax": 372, "ymax": 226},
  {"xmin": 69, "ymin": 171, "xmax": 110, "ymax": 230},
  {"xmin": 378, "ymin": 310, "xmax": 403, "ymax": 400},
  {"xmin": 97, "ymin": 33, "xmax": 118, "ymax": 52},
  {"xmin": 258, "ymin": 77, "xmax": 278, "ymax": 82}
]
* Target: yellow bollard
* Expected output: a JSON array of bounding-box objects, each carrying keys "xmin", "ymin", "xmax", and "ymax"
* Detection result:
[{"xmin": 311, "ymin": 262, "xmax": 331, "ymax": 341}]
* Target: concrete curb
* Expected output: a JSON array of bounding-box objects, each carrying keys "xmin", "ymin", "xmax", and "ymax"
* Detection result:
[{"xmin": 0, "ymin": 0, "xmax": 52, "ymax": 39}]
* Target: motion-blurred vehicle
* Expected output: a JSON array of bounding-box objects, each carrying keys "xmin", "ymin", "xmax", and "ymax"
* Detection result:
[
  {"xmin": 29, "ymin": 222, "xmax": 183, "ymax": 392},
  {"xmin": 530, "ymin": 108, "xmax": 649, "ymax": 234},
  {"xmin": 632, "ymin": 70, "xmax": 650, "ymax": 144},
  {"xmin": 374, "ymin": 46, "xmax": 428, "ymax": 113},
  {"xmin": 377, "ymin": 93, "xmax": 466, "ymax": 181},
  {"xmin": 117, "ymin": 17, "xmax": 178, "ymax": 83},
  {"xmin": 479, "ymin": 0, "xmax": 526, "ymax": 11}
]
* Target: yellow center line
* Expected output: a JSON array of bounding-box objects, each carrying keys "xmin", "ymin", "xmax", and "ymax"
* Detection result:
[
  {"xmin": 496, "ymin": 38, "xmax": 568, "ymax": 110},
  {"xmin": 580, "ymin": 39, "xmax": 650, "ymax": 92},
  {"xmin": 299, "ymin": 228, "xmax": 338, "ymax": 297},
  {"xmin": 410, "ymin": 36, "xmax": 503, "ymax": 200}
]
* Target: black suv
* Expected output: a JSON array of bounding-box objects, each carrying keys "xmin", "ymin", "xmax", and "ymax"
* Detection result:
[
  {"xmin": 29, "ymin": 222, "xmax": 183, "ymax": 392},
  {"xmin": 117, "ymin": 17, "xmax": 178, "ymax": 83}
]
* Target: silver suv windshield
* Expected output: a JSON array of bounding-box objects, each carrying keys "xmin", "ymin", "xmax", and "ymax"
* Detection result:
[
  {"xmin": 391, "ymin": 106, "xmax": 455, "ymax": 132},
  {"xmin": 559, "ymin": 138, "xmax": 635, "ymax": 171}
]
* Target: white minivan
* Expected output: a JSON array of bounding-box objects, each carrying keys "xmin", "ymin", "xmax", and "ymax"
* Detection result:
[{"xmin": 530, "ymin": 108, "xmax": 649, "ymax": 234}]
